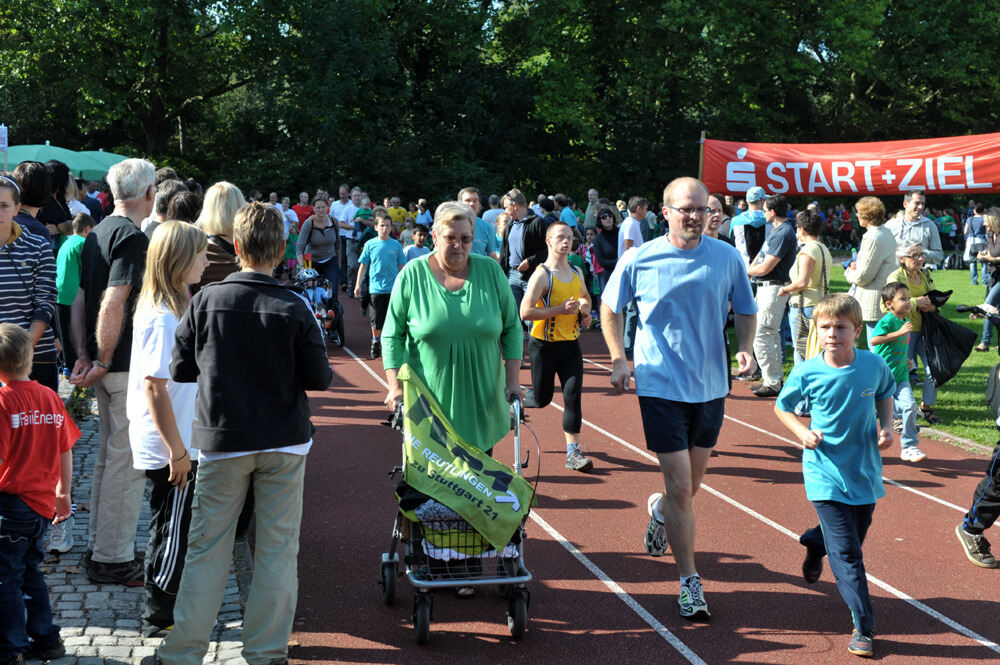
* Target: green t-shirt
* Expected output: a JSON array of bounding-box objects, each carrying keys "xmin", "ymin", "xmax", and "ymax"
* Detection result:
[
  {"xmin": 382, "ymin": 253, "xmax": 523, "ymax": 451},
  {"xmin": 872, "ymin": 311, "xmax": 909, "ymax": 383},
  {"xmin": 55, "ymin": 234, "xmax": 86, "ymax": 306}
]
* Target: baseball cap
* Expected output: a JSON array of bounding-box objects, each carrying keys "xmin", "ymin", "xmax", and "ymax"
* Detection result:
[{"xmin": 746, "ymin": 186, "xmax": 768, "ymax": 203}]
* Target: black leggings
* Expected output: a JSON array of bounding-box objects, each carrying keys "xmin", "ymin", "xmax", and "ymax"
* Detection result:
[{"xmin": 527, "ymin": 338, "xmax": 583, "ymax": 434}]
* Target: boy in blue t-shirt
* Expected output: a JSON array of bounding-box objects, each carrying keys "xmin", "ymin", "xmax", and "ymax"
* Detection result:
[
  {"xmin": 403, "ymin": 224, "xmax": 431, "ymax": 263},
  {"xmin": 774, "ymin": 293, "xmax": 895, "ymax": 658},
  {"xmin": 355, "ymin": 216, "xmax": 405, "ymax": 359},
  {"xmin": 869, "ymin": 282, "xmax": 925, "ymax": 463}
]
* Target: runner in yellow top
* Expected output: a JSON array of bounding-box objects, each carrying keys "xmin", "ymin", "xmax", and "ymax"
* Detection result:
[{"xmin": 520, "ymin": 221, "xmax": 594, "ymax": 471}]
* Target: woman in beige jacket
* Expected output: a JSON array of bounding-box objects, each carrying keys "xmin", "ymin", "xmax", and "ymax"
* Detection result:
[{"xmin": 845, "ymin": 196, "xmax": 898, "ymax": 346}]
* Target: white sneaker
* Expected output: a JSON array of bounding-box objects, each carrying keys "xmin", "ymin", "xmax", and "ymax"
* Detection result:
[
  {"xmin": 644, "ymin": 493, "xmax": 668, "ymax": 556},
  {"xmin": 900, "ymin": 446, "xmax": 927, "ymax": 463}
]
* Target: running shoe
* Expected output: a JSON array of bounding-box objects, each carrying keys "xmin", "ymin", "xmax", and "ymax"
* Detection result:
[
  {"xmin": 801, "ymin": 546, "xmax": 823, "ymax": 584},
  {"xmin": 847, "ymin": 629, "xmax": 874, "ymax": 657},
  {"xmin": 955, "ymin": 524, "xmax": 997, "ymax": 568},
  {"xmin": 644, "ymin": 493, "xmax": 668, "ymax": 556},
  {"xmin": 899, "ymin": 446, "xmax": 927, "ymax": 463},
  {"xmin": 565, "ymin": 448, "xmax": 593, "ymax": 472},
  {"xmin": 370, "ymin": 340, "xmax": 381, "ymax": 359},
  {"xmin": 678, "ymin": 575, "xmax": 711, "ymax": 620},
  {"xmin": 47, "ymin": 514, "xmax": 74, "ymax": 553}
]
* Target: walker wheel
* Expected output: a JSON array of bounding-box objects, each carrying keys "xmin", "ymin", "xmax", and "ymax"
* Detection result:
[
  {"xmin": 414, "ymin": 595, "xmax": 431, "ymax": 644},
  {"xmin": 380, "ymin": 560, "xmax": 397, "ymax": 606},
  {"xmin": 507, "ymin": 591, "xmax": 528, "ymax": 639}
]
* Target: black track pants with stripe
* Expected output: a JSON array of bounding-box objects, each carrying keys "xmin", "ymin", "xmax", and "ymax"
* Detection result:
[{"xmin": 144, "ymin": 463, "xmax": 197, "ymax": 628}]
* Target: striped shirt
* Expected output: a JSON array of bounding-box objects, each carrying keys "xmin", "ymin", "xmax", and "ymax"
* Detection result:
[{"xmin": 0, "ymin": 223, "xmax": 58, "ymax": 360}]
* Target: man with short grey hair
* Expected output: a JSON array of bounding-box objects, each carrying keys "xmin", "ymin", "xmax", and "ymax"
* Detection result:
[
  {"xmin": 70, "ymin": 158, "xmax": 155, "ymax": 587},
  {"xmin": 885, "ymin": 189, "xmax": 943, "ymax": 266}
]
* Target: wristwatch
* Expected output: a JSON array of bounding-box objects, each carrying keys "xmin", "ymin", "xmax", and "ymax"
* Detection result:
[{"xmin": 94, "ymin": 359, "xmax": 111, "ymax": 370}]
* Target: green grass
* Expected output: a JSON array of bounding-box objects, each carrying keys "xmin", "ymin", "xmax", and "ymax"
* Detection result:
[{"xmin": 737, "ymin": 256, "xmax": 999, "ymax": 450}]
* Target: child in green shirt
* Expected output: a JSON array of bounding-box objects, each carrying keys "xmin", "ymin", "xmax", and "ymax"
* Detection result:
[{"xmin": 869, "ymin": 282, "xmax": 924, "ymax": 463}]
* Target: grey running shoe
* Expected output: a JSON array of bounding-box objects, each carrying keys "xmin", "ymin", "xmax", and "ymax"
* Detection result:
[
  {"xmin": 955, "ymin": 524, "xmax": 997, "ymax": 568},
  {"xmin": 565, "ymin": 448, "xmax": 593, "ymax": 472},
  {"xmin": 47, "ymin": 514, "xmax": 74, "ymax": 553},
  {"xmin": 678, "ymin": 575, "xmax": 711, "ymax": 620},
  {"xmin": 644, "ymin": 493, "xmax": 668, "ymax": 556}
]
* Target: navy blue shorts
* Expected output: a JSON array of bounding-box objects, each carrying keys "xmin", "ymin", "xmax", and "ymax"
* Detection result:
[{"xmin": 638, "ymin": 396, "xmax": 725, "ymax": 453}]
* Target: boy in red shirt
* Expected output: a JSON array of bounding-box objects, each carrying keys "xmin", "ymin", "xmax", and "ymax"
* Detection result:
[{"xmin": 0, "ymin": 323, "xmax": 80, "ymax": 665}]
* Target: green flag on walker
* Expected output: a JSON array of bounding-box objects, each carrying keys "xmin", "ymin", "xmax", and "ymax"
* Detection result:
[{"xmin": 398, "ymin": 364, "xmax": 534, "ymax": 552}]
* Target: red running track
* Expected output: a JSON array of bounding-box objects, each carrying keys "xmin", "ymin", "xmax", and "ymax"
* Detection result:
[{"xmin": 291, "ymin": 305, "xmax": 999, "ymax": 664}]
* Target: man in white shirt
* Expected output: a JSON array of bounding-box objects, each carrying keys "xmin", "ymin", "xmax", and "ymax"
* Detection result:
[
  {"xmin": 618, "ymin": 197, "xmax": 648, "ymax": 358},
  {"xmin": 885, "ymin": 189, "xmax": 943, "ymax": 265}
]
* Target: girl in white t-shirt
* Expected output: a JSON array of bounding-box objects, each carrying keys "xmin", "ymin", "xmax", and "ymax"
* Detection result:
[{"xmin": 126, "ymin": 221, "xmax": 208, "ymax": 633}]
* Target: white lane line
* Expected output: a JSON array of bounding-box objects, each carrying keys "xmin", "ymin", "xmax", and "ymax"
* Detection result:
[
  {"xmin": 347, "ymin": 349, "xmax": 998, "ymax": 654},
  {"xmin": 586, "ymin": 356, "xmax": 969, "ymax": 513},
  {"xmin": 343, "ymin": 348, "xmax": 706, "ymax": 661},
  {"xmin": 528, "ymin": 511, "xmax": 708, "ymax": 665}
]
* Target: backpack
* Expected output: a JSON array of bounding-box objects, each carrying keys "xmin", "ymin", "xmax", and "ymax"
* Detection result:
[{"xmin": 944, "ymin": 252, "xmax": 965, "ymax": 270}]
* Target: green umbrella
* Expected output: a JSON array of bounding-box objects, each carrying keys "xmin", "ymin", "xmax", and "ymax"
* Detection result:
[
  {"xmin": 77, "ymin": 150, "xmax": 130, "ymax": 178},
  {"xmin": 4, "ymin": 144, "xmax": 117, "ymax": 180}
]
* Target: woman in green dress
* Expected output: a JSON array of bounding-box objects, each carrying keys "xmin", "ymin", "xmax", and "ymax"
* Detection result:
[{"xmin": 382, "ymin": 202, "xmax": 523, "ymax": 451}]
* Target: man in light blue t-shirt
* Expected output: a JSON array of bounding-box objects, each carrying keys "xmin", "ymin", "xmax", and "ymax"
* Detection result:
[{"xmin": 600, "ymin": 177, "xmax": 757, "ymax": 621}]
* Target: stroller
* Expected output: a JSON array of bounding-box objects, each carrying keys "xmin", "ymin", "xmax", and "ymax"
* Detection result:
[
  {"xmin": 380, "ymin": 397, "xmax": 533, "ymax": 644},
  {"xmin": 294, "ymin": 268, "xmax": 345, "ymax": 347}
]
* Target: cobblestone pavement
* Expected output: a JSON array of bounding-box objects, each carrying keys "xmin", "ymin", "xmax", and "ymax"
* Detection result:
[{"xmin": 30, "ymin": 385, "xmax": 251, "ymax": 665}]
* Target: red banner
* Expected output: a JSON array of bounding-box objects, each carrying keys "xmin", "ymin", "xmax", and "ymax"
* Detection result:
[{"xmin": 703, "ymin": 133, "xmax": 1000, "ymax": 197}]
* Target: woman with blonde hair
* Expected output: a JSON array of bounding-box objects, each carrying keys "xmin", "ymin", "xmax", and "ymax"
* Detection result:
[
  {"xmin": 126, "ymin": 221, "xmax": 209, "ymax": 633},
  {"xmin": 974, "ymin": 209, "xmax": 1000, "ymax": 351},
  {"xmin": 192, "ymin": 181, "xmax": 246, "ymax": 293},
  {"xmin": 845, "ymin": 196, "xmax": 898, "ymax": 345}
]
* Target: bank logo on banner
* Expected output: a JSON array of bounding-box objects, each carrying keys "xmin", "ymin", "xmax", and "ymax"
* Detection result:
[
  {"xmin": 703, "ymin": 133, "xmax": 1000, "ymax": 197},
  {"xmin": 398, "ymin": 364, "xmax": 534, "ymax": 551}
]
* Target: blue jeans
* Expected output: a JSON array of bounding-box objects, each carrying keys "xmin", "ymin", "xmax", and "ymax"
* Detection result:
[
  {"xmin": 894, "ymin": 380, "xmax": 919, "ymax": 449},
  {"xmin": 508, "ymin": 268, "xmax": 528, "ymax": 332},
  {"xmin": 811, "ymin": 501, "xmax": 876, "ymax": 635},
  {"xmin": 0, "ymin": 493, "xmax": 59, "ymax": 661},
  {"xmin": 790, "ymin": 305, "xmax": 814, "ymax": 365},
  {"xmin": 864, "ymin": 322, "xmax": 878, "ymax": 351},
  {"xmin": 314, "ymin": 257, "xmax": 340, "ymax": 304},
  {"xmin": 982, "ymin": 280, "xmax": 1000, "ymax": 346},
  {"xmin": 970, "ymin": 256, "xmax": 987, "ymax": 285},
  {"xmin": 907, "ymin": 330, "xmax": 936, "ymax": 406}
]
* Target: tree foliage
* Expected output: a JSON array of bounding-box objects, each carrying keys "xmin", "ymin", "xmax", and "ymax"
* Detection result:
[{"xmin": 2, "ymin": 0, "xmax": 998, "ymax": 201}]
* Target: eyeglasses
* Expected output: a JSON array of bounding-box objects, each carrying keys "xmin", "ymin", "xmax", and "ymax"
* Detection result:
[
  {"xmin": 905, "ymin": 252, "xmax": 925, "ymax": 259},
  {"xmin": 666, "ymin": 206, "xmax": 710, "ymax": 217},
  {"xmin": 599, "ymin": 214, "xmax": 613, "ymax": 219}
]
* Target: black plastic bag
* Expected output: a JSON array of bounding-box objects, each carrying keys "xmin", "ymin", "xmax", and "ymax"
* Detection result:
[
  {"xmin": 926, "ymin": 289, "xmax": 954, "ymax": 308},
  {"xmin": 921, "ymin": 311, "xmax": 977, "ymax": 387}
]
